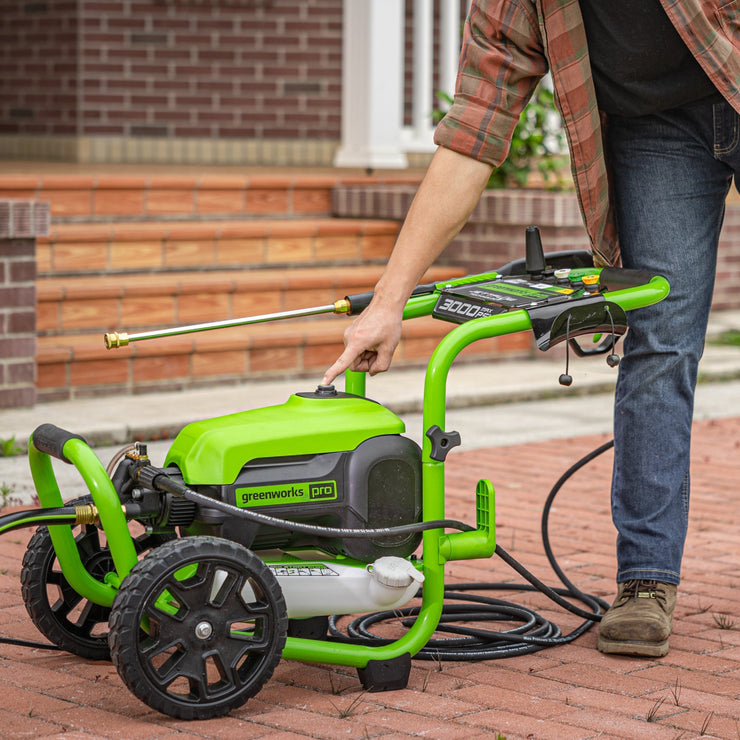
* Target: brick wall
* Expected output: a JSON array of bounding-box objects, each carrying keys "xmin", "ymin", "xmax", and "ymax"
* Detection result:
[
  {"xmin": 333, "ymin": 184, "xmax": 592, "ymax": 262},
  {"xmin": 0, "ymin": 199, "xmax": 50, "ymax": 410},
  {"xmin": 0, "ymin": 1, "xmax": 79, "ymax": 138},
  {"xmin": 1, "ymin": 0, "xmax": 345, "ymax": 162},
  {"xmin": 78, "ymin": 0, "xmax": 343, "ymax": 142}
]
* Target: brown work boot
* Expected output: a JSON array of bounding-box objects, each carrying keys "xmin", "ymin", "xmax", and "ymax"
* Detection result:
[{"xmin": 597, "ymin": 579, "xmax": 677, "ymax": 657}]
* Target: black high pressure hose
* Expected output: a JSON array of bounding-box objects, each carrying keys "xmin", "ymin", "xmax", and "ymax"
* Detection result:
[
  {"xmin": 135, "ymin": 463, "xmax": 476, "ymax": 539},
  {"xmin": 0, "ymin": 503, "xmax": 100, "ymax": 536},
  {"xmin": 0, "ymin": 508, "xmax": 78, "ymax": 535}
]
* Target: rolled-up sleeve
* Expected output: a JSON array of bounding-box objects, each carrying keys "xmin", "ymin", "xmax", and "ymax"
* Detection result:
[{"xmin": 434, "ymin": 0, "xmax": 548, "ymax": 166}]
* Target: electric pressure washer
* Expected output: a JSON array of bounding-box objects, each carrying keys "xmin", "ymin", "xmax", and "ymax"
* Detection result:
[{"xmin": 2, "ymin": 227, "xmax": 669, "ymax": 720}]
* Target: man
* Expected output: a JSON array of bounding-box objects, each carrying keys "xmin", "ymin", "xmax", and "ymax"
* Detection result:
[{"xmin": 323, "ymin": 0, "xmax": 740, "ymax": 657}]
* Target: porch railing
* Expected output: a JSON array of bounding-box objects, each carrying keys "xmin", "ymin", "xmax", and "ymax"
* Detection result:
[{"xmin": 334, "ymin": 0, "xmax": 465, "ymax": 169}]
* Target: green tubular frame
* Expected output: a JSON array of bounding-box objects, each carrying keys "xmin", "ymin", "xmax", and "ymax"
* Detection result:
[
  {"xmin": 29, "ymin": 437, "xmax": 139, "ymax": 606},
  {"xmin": 27, "ymin": 272, "xmax": 670, "ymax": 669},
  {"xmin": 283, "ymin": 273, "xmax": 670, "ymax": 667}
]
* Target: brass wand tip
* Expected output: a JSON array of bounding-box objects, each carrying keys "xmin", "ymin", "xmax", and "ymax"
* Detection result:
[{"xmin": 104, "ymin": 332, "xmax": 129, "ymax": 349}]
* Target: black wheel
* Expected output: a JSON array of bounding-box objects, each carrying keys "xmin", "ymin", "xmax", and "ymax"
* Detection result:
[
  {"xmin": 108, "ymin": 536, "xmax": 287, "ymax": 720},
  {"xmin": 20, "ymin": 495, "xmax": 171, "ymax": 660}
]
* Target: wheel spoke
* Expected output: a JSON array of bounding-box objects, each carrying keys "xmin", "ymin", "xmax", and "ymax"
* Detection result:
[
  {"xmin": 187, "ymin": 671, "xmax": 210, "ymax": 701},
  {"xmin": 45, "ymin": 568, "xmax": 64, "ymax": 587},
  {"xmin": 218, "ymin": 641, "xmax": 263, "ymax": 691},
  {"xmin": 75, "ymin": 598, "xmax": 107, "ymax": 637},
  {"xmin": 75, "ymin": 527, "xmax": 102, "ymax": 561},
  {"xmin": 241, "ymin": 600, "xmax": 274, "ymax": 617},
  {"xmin": 148, "ymin": 646, "xmax": 189, "ymax": 688},
  {"xmin": 50, "ymin": 584, "xmax": 82, "ymax": 621},
  {"xmin": 142, "ymin": 606, "xmax": 186, "ymax": 649},
  {"xmin": 154, "ymin": 643, "xmax": 211, "ymax": 699},
  {"xmin": 209, "ymin": 569, "xmax": 240, "ymax": 607},
  {"xmin": 228, "ymin": 615, "xmax": 272, "ymax": 652},
  {"xmin": 139, "ymin": 625, "xmax": 183, "ymax": 661},
  {"xmin": 164, "ymin": 565, "xmax": 215, "ymax": 612}
]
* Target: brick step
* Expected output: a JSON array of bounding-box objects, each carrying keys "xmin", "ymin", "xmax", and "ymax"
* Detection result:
[
  {"xmin": 37, "ymin": 264, "xmax": 462, "ymax": 336},
  {"xmin": 36, "ymin": 217, "xmax": 400, "ymax": 277},
  {"xmin": 0, "ymin": 172, "xmax": 422, "ymax": 223},
  {"xmin": 36, "ymin": 315, "xmax": 534, "ymax": 403}
]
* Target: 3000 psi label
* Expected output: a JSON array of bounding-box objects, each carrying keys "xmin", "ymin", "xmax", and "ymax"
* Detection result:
[{"xmin": 236, "ymin": 480, "xmax": 337, "ymax": 508}]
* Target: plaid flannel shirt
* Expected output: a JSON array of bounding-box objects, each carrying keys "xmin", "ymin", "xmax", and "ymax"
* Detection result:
[{"xmin": 434, "ymin": 0, "xmax": 740, "ymax": 266}]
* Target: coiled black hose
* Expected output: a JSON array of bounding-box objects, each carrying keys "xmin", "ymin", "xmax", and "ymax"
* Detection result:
[{"xmin": 327, "ymin": 441, "xmax": 615, "ymax": 659}]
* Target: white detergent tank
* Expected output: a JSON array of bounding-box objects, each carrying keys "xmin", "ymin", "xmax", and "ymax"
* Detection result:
[{"xmin": 264, "ymin": 555, "xmax": 425, "ymax": 619}]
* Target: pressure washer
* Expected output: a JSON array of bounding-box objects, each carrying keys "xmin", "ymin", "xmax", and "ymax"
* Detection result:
[{"xmin": 1, "ymin": 227, "xmax": 669, "ymax": 720}]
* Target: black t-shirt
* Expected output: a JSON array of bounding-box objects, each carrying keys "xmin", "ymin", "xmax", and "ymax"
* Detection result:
[{"xmin": 578, "ymin": 0, "xmax": 722, "ymax": 117}]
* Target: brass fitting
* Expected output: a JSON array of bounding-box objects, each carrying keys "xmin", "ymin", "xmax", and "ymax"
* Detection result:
[
  {"xmin": 74, "ymin": 503, "xmax": 100, "ymax": 525},
  {"xmin": 104, "ymin": 332, "xmax": 129, "ymax": 349},
  {"xmin": 125, "ymin": 442, "xmax": 149, "ymax": 462}
]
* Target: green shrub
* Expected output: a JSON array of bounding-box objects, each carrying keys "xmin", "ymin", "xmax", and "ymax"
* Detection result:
[{"xmin": 433, "ymin": 81, "xmax": 569, "ymax": 190}]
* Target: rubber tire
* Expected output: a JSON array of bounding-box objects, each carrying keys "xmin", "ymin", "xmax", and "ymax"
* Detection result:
[
  {"xmin": 20, "ymin": 495, "xmax": 171, "ymax": 661},
  {"xmin": 108, "ymin": 536, "xmax": 287, "ymax": 720}
]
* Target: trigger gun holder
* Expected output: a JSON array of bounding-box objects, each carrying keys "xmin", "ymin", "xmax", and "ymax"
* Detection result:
[{"xmin": 527, "ymin": 295, "xmax": 627, "ymax": 353}]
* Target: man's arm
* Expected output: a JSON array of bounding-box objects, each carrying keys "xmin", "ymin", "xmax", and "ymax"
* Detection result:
[{"xmin": 321, "ymin": 146, "xmax": 493, "ymax": 386}]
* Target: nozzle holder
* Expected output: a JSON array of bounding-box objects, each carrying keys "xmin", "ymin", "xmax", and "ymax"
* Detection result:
[{"xmin": 525, "ymin": 225, "xmax": 547, "ymax": 276}]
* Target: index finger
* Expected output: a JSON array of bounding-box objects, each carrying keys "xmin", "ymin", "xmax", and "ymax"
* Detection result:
[{"xmin": 321, "ymin": 346, "xmax": 359, "ymax": 387}]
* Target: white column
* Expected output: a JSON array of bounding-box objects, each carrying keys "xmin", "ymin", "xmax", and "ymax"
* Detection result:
[
  {"xmin": 411, "ymin": 0, "xmax": 433, "ymax": 139},
  {"xmin": 333, "ymin": 0, "xmax": 408, "ymax": 169},
  {"xmin": 438, "ymin": 0, "xmax": 461, "ymax": 100},
  {"xmin": 401, "ymin": 0, "xmax": 462, "ymax": 153}
]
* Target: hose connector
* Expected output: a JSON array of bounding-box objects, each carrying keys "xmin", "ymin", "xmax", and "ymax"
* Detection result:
[
  {"xmin": 132, "ymin": 462, "xmax": 168, "ymax": 491},
  {"xmin": 74, "ymin": 503, "xmax": 99, "ymax": 525}
]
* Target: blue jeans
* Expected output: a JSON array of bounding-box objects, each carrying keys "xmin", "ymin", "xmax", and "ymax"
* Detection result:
[{"xmin": 606, "ymin": 100, "xmax": 740, "ymax": 586}]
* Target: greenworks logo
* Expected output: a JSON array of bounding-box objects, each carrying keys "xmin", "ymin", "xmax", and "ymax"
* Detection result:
[{"xmin": 237, "ymin": 481, "xmax": 337, "ymax": 508}]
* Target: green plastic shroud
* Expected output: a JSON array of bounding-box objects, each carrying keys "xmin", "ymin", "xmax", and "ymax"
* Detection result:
[{"xmin": 164, "ymin": 393, "xmax": 406, "ymax": 485}]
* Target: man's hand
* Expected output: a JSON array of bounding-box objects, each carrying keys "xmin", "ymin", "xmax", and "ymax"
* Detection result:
[
  {"xmin": 320, "ymin": 147, "xmax": 493, "ymax": 387},
  {"xmin": 321, "ymin": 302, "xmax": 403, "ymax": 386}
]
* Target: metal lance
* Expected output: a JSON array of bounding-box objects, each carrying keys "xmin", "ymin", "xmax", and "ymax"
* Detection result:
[{"xmin": 104, "ymin": 299, "xmax": 351, "ymax": 349}]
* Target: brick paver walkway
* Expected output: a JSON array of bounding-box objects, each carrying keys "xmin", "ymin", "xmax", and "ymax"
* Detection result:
[{"xmin": 0, "ymin": 416, "xmax": 738, "ymax": 739}]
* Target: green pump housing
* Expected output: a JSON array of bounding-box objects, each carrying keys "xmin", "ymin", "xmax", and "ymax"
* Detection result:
[{"xmin": 163, "ymin": 387, "xmax": 424, "ymax": 563}]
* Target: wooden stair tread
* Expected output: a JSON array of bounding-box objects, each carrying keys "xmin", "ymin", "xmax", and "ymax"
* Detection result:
[
  {"xmin": 37, "ymin": 265, "xmax": 463, "ymax": 300},
  {"xmin": 0, "ymin": 172, "xmax": 422, "ymax": 190},
  {"xmin": 39, "ymin": 217, "xmax": 401, "ymax": 242},
  {"xmin": 1, "ymin": 172, "xmax": 423, "ymax": 222},
  {"xmin": 36, "ymin": 217, "xmax": 402, "ymax": 278}
]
